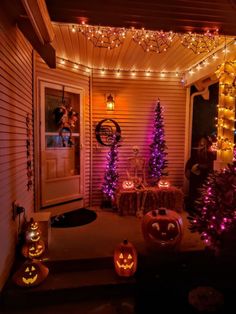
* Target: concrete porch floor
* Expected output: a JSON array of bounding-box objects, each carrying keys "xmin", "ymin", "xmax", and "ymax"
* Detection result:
[{"xmin": 47, "ymin": 208, "xmax": 205, "ymax": 261}]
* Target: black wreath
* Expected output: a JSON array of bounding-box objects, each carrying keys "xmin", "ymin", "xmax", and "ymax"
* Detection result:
[{"xmin": 95, "ymin": 119, "xmax": 121, "ymax": 146}]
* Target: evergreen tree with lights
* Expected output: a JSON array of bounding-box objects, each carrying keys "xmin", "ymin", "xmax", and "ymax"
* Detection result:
[
  {"xmin": 101, "ymin": 137, "xmax": 119, "ymax": 207},
  {"xmin": 188, "ymin": 162, "xmax": 236, "ymax": 253},
  {"xmin": 149, "ymin": 99, "xmax": 168, "ymax": 183}
]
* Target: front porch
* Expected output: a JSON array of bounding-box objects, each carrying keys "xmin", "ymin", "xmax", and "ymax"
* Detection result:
[{"xmin": 2, "ymin": 207, "xmax": 236, "ymax": 313}]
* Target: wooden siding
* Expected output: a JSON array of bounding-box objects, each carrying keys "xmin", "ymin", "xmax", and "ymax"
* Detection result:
[
  {"xmin": 0, "ymin": 21, "xmax": 33, "ymax": 290},
  {"xmin": 35, "ymin": 57, "xmax": 91, "ymax": 208},
  {"xmin": 91, "ymin": 71, "xmax": 187, "ymax": 206}
]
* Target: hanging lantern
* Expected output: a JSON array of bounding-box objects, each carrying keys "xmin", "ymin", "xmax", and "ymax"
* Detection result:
[
  {"xmin": 141, "ymin": 208, "xmax": 183, "ymax": 250},
  {"xmin": 106, "ymin": 94, "xmax": 115, "ymax": 111},
  {"xmin": 158, "ymin": 179, "xmax": 170, "ymax": 189},
  {"xmin": 122, "ymin": 180, "xmax": 134, "ymax": 190},
  {"xmin": 113, "ymin": 239, "xmax": 137, "ymax": 277},
  {"xmin": 12, "ymin": 259, "xmax": 49, "ymax": 287}
]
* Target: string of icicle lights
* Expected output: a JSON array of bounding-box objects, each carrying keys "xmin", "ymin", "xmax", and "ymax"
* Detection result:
[
  {"xmin": 187, "ymin": 38, "xmax": 236, "ymax": 76},
  {"xmin": 72, "ymin": 23, "xmax": 221, "ymax": 54},
  {"xmin": 57, "ymin": 57, "xmax": 185, "ymax": 82},
  {"xmin": 57, "ymin": 35, "xmax": 235, "ymax": 84}
]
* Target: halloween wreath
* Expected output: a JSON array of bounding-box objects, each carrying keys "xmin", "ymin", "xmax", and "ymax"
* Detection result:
[
  {"xmin": 53, "ymin": 87, "xmax": 79, "ymax": 147},
  {"xmin": 95, "ymin": 118, "xmax": 121, "ymax": 146}
]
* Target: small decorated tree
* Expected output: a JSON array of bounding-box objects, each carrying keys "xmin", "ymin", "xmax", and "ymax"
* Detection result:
[
  {"xmin": 149, "ymin": 99, "xmax": 168, "ymax": 183},
  {"xmin": 101, "ymin": 137, "xmax": 119, "ymax": 208},
  {"xmin": 188, "ymin": 162, "xmax": 236, "ymax": 253}
]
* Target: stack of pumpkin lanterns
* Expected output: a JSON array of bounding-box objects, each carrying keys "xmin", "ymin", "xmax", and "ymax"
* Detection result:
[{"xmin": 13, "ymin": 218, "xmax": 49, "ymax": 287}]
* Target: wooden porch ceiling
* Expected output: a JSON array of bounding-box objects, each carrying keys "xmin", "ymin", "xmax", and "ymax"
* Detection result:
[
  {"xmin": 46, "ymin": 0, "xmax": 236, "ymax": 75},
  {"xmin": 45, "ymin": 0, "xmax": 236, "ymax": 36}
]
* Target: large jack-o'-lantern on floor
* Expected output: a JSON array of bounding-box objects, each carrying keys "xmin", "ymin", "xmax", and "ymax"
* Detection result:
[{"xmin": 141, "ymin": 208, "xmax": 183, "ymax": 250}]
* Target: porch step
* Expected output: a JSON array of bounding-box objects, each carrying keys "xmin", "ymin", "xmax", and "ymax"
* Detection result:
[{"xmin": 1, "ymin": 263, "xmax": 136, "ymax": 310}]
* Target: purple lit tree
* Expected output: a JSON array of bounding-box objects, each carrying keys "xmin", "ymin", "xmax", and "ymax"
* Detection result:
[
  {"xmin": 101, "ymin": 138, "xmax": 119, "ymax": 206},
  {"xmin": 149, "ymin": 99, "xmax": 168, "ymax": 183},
  {"xmin": 188, "ymin": 162, "xmax": 236, "ymax": 253}
]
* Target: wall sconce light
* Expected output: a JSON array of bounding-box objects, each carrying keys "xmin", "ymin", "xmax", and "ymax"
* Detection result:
[{"xmin": 106, "ymin": 94, "xmax": 115, "ymax": 111}]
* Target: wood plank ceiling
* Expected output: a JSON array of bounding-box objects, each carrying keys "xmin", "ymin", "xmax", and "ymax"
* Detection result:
[
  {"xmin": 51, "ymin": 23, "xmax": 235, "ymax": 73},
  {"xmin": 46, "ymin": 0, "xmax": 236, "ymax": 73}
]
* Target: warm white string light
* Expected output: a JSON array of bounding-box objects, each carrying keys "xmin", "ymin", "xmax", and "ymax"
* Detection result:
[
  {"xmin": 186, "ymin": 38, "xmax": 236, "ymax": 77},
  {"xmin": 132, "ymin": 28, "xmax": 175, "ymax": 53},
  {"xmin": 79, "ymin": 24, "xmax": 127, "ymax": 49},
  {"xmin": 56, "ymin": 37, "xmax": 235, "ymax": 85},
  {"xmin": 179, "ymin": 29, "xmax": 220, "ymax": 54},
  {"xmin": 56, "ymin": 56, "xmax": 183, "ymax": 79}
]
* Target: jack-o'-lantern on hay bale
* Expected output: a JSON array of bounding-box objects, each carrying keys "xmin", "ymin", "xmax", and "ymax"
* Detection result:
[
  {"xmin": 122, "ymin": 180, "xmax": 134, "ymax": 190},
  {"xmin": 158, "ymin": 179, "xmax": 170, "ymax": 189},
  {"xmin": 114, "ymin": 240, "xmax": 137, "ymax": 277},
  {"xmin": 141, "ymin": 208, "xmax": 183, "ymax": 250},
  {"xmin": 12, "ymin": 259, "xmax": 49, "ymax": 287}
]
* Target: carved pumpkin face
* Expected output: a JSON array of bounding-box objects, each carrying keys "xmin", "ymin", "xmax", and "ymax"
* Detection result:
[
  {"xmin": 22, "ymin": 240, "xmax": 45, "ymax": 259},
  {"xmin": 142, "ymin": 208, "xmax": 183, "ymax": 250},
  {"xmin": 122, "ymin": 180, "xmax": 134, "ymax": 190},
  {"xmin": 12, "ymin": 259, "xmax": 49, "ymax": 287},
  {"xmin": 158, "ymin": 179, "xmax": 170, "ymax": 189},
  {"xmin": 114, "ymin": 240, "xmax": 137, "ymax": 277},
  {"xmin": 25, "ymin": 218, "xmax": 41, "ymax": 243}
]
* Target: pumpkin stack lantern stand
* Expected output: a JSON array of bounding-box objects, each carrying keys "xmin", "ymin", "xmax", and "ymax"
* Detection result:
[
  {"xmin": 13, "ymin": 218, "xmax": 49, "ymax": 287},
  {"xmin": 114, "ymin": 239, "xmax": 138, "ymax": 277},
  {"xmin": 21, "ymin": 218, "xmax": 45, "ymax": 259},
  {"xmin": 141, "ymin": 208, "xmax": 183, "ymax": 250}
]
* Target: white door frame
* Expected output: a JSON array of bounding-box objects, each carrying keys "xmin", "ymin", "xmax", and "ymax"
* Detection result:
[{"xmin": 34, "ymin": 77, "xmax": 85, "ymax": 210}]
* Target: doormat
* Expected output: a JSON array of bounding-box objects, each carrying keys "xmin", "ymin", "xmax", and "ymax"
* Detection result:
[{"xmin": 51, "ymin": 208, "xmax": 97, "ymax": 228}]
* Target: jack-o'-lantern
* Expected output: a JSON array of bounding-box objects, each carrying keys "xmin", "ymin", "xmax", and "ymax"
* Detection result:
[
  {"xmin": 141, "ymin": 208, "xmax": 183, "ymax": 250},
  {"xmin": 158, "ymin": 179, "xmax": 170, "ymax": 189},
  {"xmin": 22, "ymin": 240, "xmax": 45, "ymax": 259},
  {"xmin": 122, "ymin": 180, "xmax": 134, "ymax": 190},
  {"xmin": 12, "ymin": 259, "xmax": 49, "ymax": 287},
  {"xmin": 25, "ymin": 218, "xmax": 41, "ymax": 243},
  {"xmin": 114, "ymin": 239, "xmax": 137, "ymax": 277}
]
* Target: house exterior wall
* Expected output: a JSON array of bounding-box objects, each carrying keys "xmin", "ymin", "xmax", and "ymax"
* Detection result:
[
  {"xmin": 0, "ymin": 18, "xmax": 33, "ymax": 290},
  {"xmin": 91, "ymin": 70, "xmax": 187, "ymax": 206}
]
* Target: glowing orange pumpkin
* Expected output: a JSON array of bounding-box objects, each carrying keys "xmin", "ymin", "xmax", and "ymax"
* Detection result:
[
  {"xmin": 12, "ymin": 259, "xmax": 49, "ymax": 287},
  {"xmin": 158, "ymin": 179, "xmax": 170, "ymax": 189},
  {"xmin": 122, "ymin": 180, "xmax": 134, "ymax": 190},
  {"xmin": 142, "ymin": 208, "xmax": 183, "ymax": 250},
  {"xmin": 114, "ymin": 240, "xmax": 137, "ymax": 277},
  {"xmin": 25, "ymin": 218, "xmax": 41, "ymax": 243},
  {"xmin": 22, "ymin": 240, "xmax": 45, "ymax": 259}
]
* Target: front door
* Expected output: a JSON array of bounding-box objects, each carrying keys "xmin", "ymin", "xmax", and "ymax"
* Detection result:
[{"xmin": 39, "ymin": 81, "xmax": 83, "ymax": 208}]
